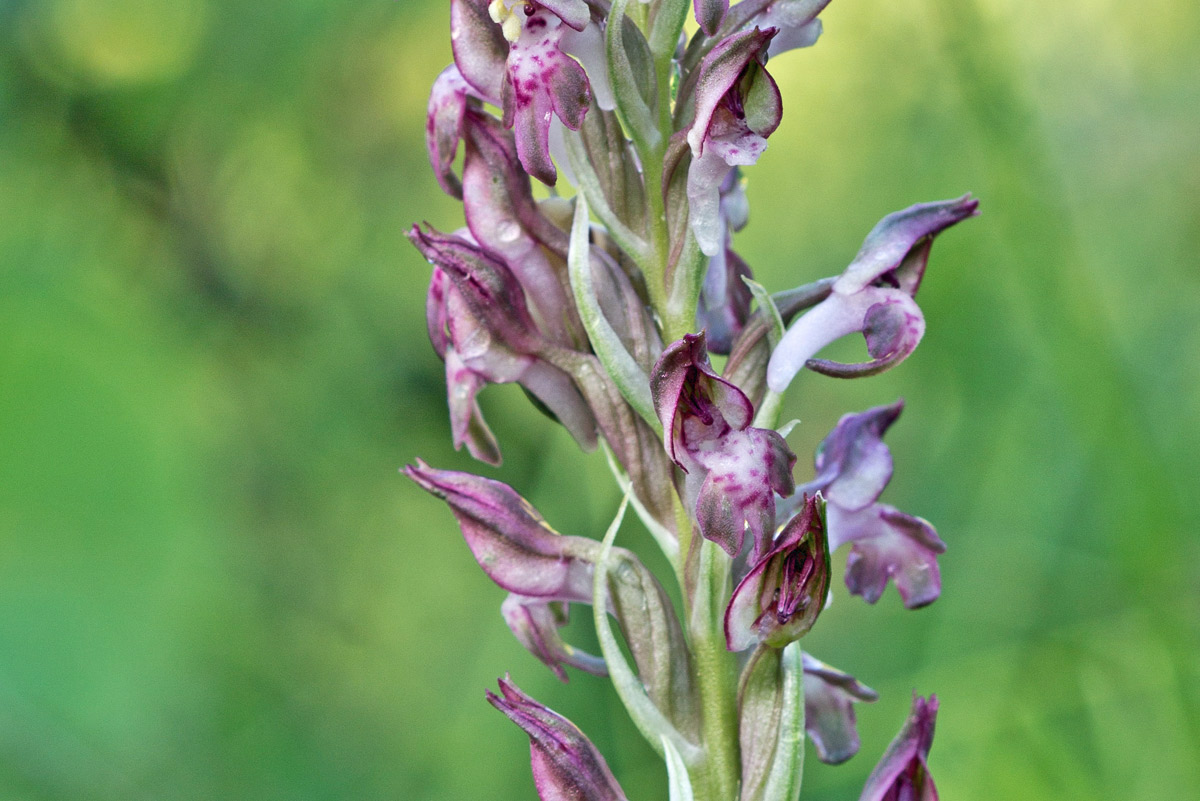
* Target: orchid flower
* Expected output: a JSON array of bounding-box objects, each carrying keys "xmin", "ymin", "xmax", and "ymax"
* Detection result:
[
  {"xmin": 687, "ymin": 27, "xmax": 782, "ymax": 257},
  {"xmin": 782, "ymin": 401, "xmax": 947, "ymax": 608},
  {"xmin": 767, "ymin": 195, "xmax": 979, "ymax": 391},
  {"xmin": 652, "ymin": 332, "xmax": 796, "ymax": 557},
  {"xmin": 859, "ymin": 694, "xmax": 940, "ymax": 801},
  {"xmin": 488, "ymin": 676, "xmax": 630, "ymax": 801},
  {"xmin": 414, "ymin": 228, "xmax": 599, "ymax": 460},
  {"xmin": 450, "ymin": 0, "xmax": 614, "ymax": 185},
  {"xmin": 802, "ymin": 653, "xmax": 879, "ymax": 765}
]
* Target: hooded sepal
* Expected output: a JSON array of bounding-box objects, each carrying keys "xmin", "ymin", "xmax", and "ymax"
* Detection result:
[
  {"xmin": 409, "ymin": 224, "xmax": 545, "ymax": 356},
  {"xmin": 651, "ymin": 333, "xmax": 795, "ymax": 557},
  {"xmin": 487, "ymin": 676, "xmax": 630, "ymax": 801},
  {"xmin": 767, "ymin": 195, "xmax": 978, "ymax": 391},
  {"xmin": 859, "ymin": 694, "xmax": 939, "ymax": 801},
  {"xmin": 502, "ymin": 595, "xmax": 607, "ymax": 681},
  {"xmin": 724, "ymin": 494, "xmax": 831, "ymax": 651},
  {"xmin": 802, "ymin": 653, "xmax": 878, "ymax": 765}
]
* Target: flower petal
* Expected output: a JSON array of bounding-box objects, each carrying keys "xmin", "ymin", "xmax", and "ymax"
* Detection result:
[
  {"xmin": 806, "ymin": 292, "xmax": 926, "ymax": 378},
  {"xmin": 831, "ymin": 503, "xmax": 946, "ymax": 608},
  {"xmin": 501, "ymin": 595, "xmax": 607, "ymax": 682},
  {"xmin": 859, "ymin": 694, "xmax": 939, "ymax": 801},
  {"xmin": 502, "ymin": 10, "xmax": 592, "ymax": 185},
  {"xmin": 450, "ymin": 0, "xmax": 508, "ymax": 101},
  {"xmin": 687, "ymin": 27, "xmax": 777, "ymax": 157},
  {"xmin": 426, "ymin": 65, "xmax": 474, "ymax": 198},
  {"xmin": 405, "ymin": 463, "xmax": 596, "ymax": 601},
  {"xmin": 445, "ymin": 347, "xmax": 503, "ymax": 465},
  {"xmin": 488, "ymin": 677, "xmax": 630, "ymax": 801},
  {"xmin": 801, "ymin": 653, "xmax": 878, "ymax": 765}
]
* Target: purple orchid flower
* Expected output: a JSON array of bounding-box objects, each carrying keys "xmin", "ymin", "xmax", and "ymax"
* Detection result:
[
  {"xmin": 859, "ymin": 694, "xmax": 939, "ymax": 801},
  {"xmin": 802, "ymin": 652, "xmax": 879, "ymax": 765},
  {"xmin": 651, "ymin": 332, "xmax": 796, "ymax": 558},
  {"xmin": 450, "ymin": 0, "xmax": 613, "ymax": 186},
  {"xmin": 783, "ymin": 401, "xmax": 946, "ymax": 608},
  {"xmin": 687, "ymin": 27, "xmax": 782, "ymax": 257},
  {"xmin": 502, "ymin": 595, "xmax": 607, "ymax": 681},
  {"xmin": 413, "ymin": 225, "xmax": 599, "ymax": 457},
  {"xmin": 767, "ymin": 195, "xmax": 979, "ymax": 391},
  {"xmin": 488, "ymin": 676, "xmax": 630, "ymax": 801},
  {"xmin": 724, "ymin": 493, "xmax": 830, "ymax": 651}
]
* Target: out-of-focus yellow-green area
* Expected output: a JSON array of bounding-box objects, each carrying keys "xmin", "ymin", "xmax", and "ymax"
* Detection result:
[{"xmin": 1, "ymin": 0, "xmax": 1197, "ymax": 798}]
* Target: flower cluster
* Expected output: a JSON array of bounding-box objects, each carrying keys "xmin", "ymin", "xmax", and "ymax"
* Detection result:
[{"xmin": 407, "ymin": 2, "xmax": 974, "ymax": 799}]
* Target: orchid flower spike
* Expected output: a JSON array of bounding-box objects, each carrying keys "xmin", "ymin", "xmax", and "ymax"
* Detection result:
[
  {"xmin": 859, "ymin": 694, "xmax": 940, "ymax": 801},
  {"xmin": 488, "ymin": 676, "xmax": 630, "ymax": 801},
  {"xmin": 767, "ymin": 195, "xmax": 979, "ymax": 391}
]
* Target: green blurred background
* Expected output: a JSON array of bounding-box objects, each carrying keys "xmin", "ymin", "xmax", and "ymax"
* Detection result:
[{"xmin": 1, "ymin": 0, "xmax": 1197, "ymax": 798}]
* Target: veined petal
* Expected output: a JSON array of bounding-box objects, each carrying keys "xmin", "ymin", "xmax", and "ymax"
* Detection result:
[
  {"xmin": 859, "ymin": 694, "xmax": 939, "ymax": 801},
  {"xmin": 801, "ymin": 653, "xmax": 878, "ymax": 765},
  {"xmin": 405, "ymin": 463, "xmax": 597, "ymax": 601},
  {"xmin": 830, "ymin": 502, "xmax": 946, "ymax": 608},
  {"xmin": 502, "ymin": 595, "xmax": 607, "ymax": 682},
  {"xmin": 408, "ymin": 224, "xmax": 545, "ymax": 355},
  {"xmin": 488, "ymin": 677, "xmax": 630, "ymax": 801}
]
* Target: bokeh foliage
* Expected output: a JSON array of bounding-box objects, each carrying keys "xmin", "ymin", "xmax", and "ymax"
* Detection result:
[{"xmin": 1, "ymin": 0, "xmax": 1197, "ymax": 798}]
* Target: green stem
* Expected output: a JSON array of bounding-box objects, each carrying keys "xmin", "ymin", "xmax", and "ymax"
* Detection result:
[{"xmin": 689, "ymin": 540, "xmax": 740, "ymax": 801}]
